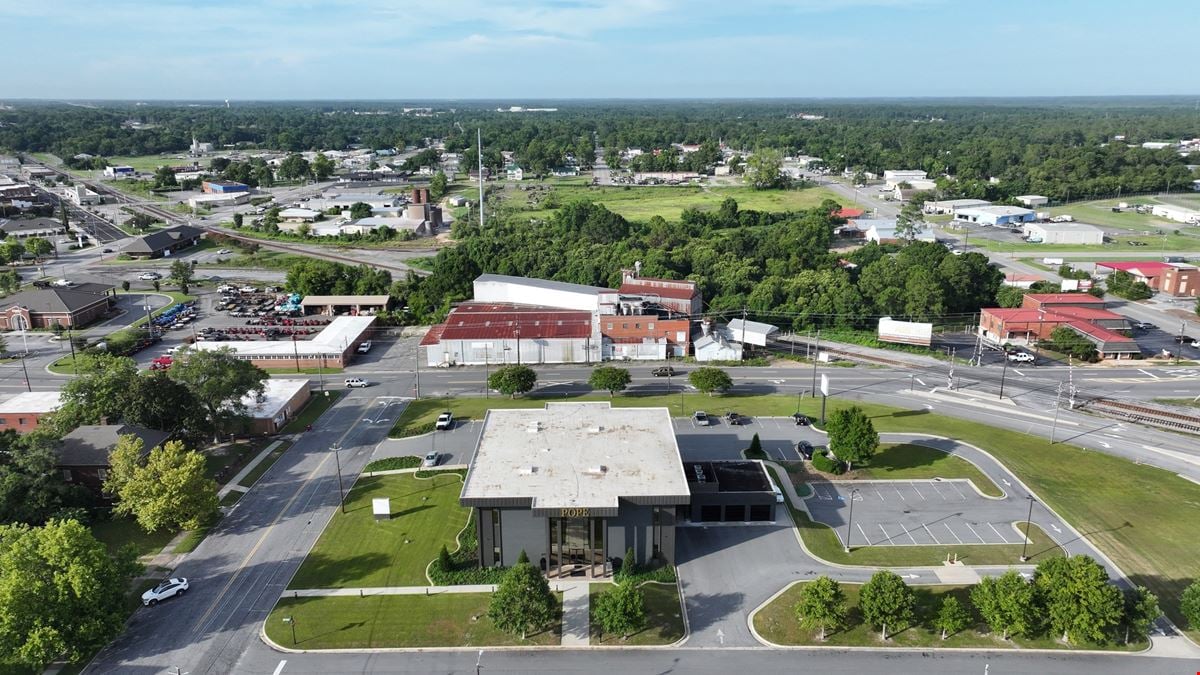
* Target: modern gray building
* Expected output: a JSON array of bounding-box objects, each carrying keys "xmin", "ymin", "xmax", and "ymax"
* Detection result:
[{"xmin": 460, "ymin": 402, "xmax": 690, "ymax": 578}]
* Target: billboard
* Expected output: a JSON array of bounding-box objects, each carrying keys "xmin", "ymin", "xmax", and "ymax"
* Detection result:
[{"xmin": 877, "ymin": 317, "xmax": 933, "ymax": 347}]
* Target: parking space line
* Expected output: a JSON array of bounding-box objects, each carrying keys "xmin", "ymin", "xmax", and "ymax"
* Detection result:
[
  {"xmin": 902, "ymin": 525, "xmax": 919, "ymax": 545},
  {"xmin": 910, "ymin": 482, "xmax": 927, "ymax": 500},
  {"xmin": 944, "ymin": 523, "xmax": 963, "ymax": 544},
  {"xmin": 964, "ymin": 522, "xmax": 986, "ymax": 543},
  {"xmin": 929, "ymin": 482, "xmax": 950, "ymax": 501},
  {"xmin": 892, "ymin": 484, "xmax": 906, "ymax": 501},
  {"xmin": 948, "ymin": 482, "xmax": 968, "ymax": 499},
  {"xmin": 874, "ymin": 489, "xmax": 886, "ymax": 503},
  {"xmin": 923, "ymin": 524, "xmax": 941, "ymax": 544},
  {"xmin": 857, "ymin": 523, "xmax": 872, "ymax": 546},
  {"xmin": 878, "ymin": 524, "xmax": 894, "ymax": 545},
  {"xmin": 987, "ymin": 522, "xmax": 1009, "ymax": 543}
]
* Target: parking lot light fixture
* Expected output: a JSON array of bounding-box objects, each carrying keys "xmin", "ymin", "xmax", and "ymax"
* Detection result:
[
  {"xmin": 1019, "ymin": 495, "xmax": 1036, "ymax": 562},
  {"xmin": 843, "ymin": 488, "xmax": 861, "ymax": 553}
]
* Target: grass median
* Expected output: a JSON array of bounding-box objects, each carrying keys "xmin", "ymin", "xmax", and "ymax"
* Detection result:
[
  {"xmin": 287, "ymin": 472, "xmax": 468, "ymax": 589},
  {"xmin": 281, "ymin": 390, "xmax": 343, "ymax": 434},
  {"xmin": 266, "ymin": 593, "xmax": 562, "ymax": 648},
  {"xmin": 753, "ymin": 582, "xmax": 1141, "ymax": 650},
  {"xmin": 785, "ymin": 443, "xmax": 1004, "ymax": 497}
]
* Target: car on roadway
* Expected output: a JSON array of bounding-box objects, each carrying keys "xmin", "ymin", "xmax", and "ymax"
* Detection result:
[
  {"xmin": 50, "ymin": 279, "xmax": 74, "ymax": 287},
  {"xmin": 1007, "ymin": 351, "xmax": 1035, "ymax": 363},
  {"xmin": 793, "ymin": 413, "xmax": 811, "ymax": 426},
  {"xmin": 422, "ymin": 451, "xmax": 440, "ymax": 468},
  {"xmin": 795, "ymin": 440, "xmax": 815, "ymax": 460},
  {"xmin": 1172, "ymin": 335, "xmax": 1195, "ymax": 345},
  {"xmin": 692, "ymin": 411, "xmax": 710, "ymax": 426},
  {"xmin": 102, "ymin": 248, "xmax": 114, "ymax": 253},
  {"xmin": 141, "ymin": 578, "xmax": 188, "ymax": 606},
  {"xmin": 344, "ymin": 377, "xmax": 368, "ymax": 388},
  {"xmin": 651, "ymin": 366, "xmax": 678, "ymax": 377},
  {"xmin": 1132, "ymin": 321, "xmax": 1156, "ymax": 330},
  {"xmin": 435, "ymin": 411, "xmax": 453, "ymax": 430},
  {"xmin": 138, "ymin": 272, "xmax": 161, "ymax": 281},
  {"xmin": 356, "ymin": 340, "xmax": 372, "ymax": 354},
  {"xmin": 217, "ymin": 249, "xmax": 233, "ymax": 255}
]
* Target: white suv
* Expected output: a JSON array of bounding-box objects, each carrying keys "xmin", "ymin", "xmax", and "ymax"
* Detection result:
[
  {"xmin": 142, "ymin": 578, "xmax": 189, "ymax": 606},
  {"xmin": 435, "ymin": 412, "xmax": 453, "ymax": 430},
  {"xmin": 344, "ymin": 377, "xmax": 368, "ymax": 388},
  {"xmin": 1007, "ymin": 352, "xmax": 1035, "ymax": 363}
]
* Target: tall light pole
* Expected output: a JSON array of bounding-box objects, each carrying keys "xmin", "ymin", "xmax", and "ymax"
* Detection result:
[
  {"xmin": 483, "ymin": 344, "xmax": 490, "ymax": 398},
  {"xmin": 1019, "ymin": 495, "xmax": 1036, "ymax": 562},
  {"xmin": 843, "ymin": 488, "xmax": 861, "ymax": 553},
  {"xmin": 332, "ymin": 442, "xmax": 345, "ymax": 513},
  {"xmin": 998, "ymin": 353, "xmax": 1009, "ymax": 400},
  {"xmin": 810, "ymin": 329, "xmax": 821, "ymax": 398},
  {"xmin": 1050, "ymin": 381, "xmax": 1064, "ymax": 444}
]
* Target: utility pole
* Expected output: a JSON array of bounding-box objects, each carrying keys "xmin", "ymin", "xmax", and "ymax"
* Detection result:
[
  {"xmin": 1050, "ymin": 381, "xmax": 1064, "ymax": 443},
  {"xmin": 739, "ymin": 307, "xmax": 747, "ymax": 362},
  {"xmin": 998, "ymin": 354, "xmax": 1009, "ymax": 400},
  {"xmin": 483, "ymin": 344, "xmax": 490, "ymax": 399},
  {"xmin": 477, "ymin": 128, "xmax": 485, "ymax": 228},
  {"xmin": 843, "ymin": 488, "xmax": 860, "ymax": 553},
  {"xmin": 414, "ymin": 346, "xmax": 421, "ymax": 399},
  {"xmin": 1019, "ymin": 496, "xmax": 1036, "ymax": 562},
  {"xmin": 332, "ymin": 443, "xmax": 345, "ymax": 513},
  {"xmin": 946, "ymin": 348, "xmax": 956, "ymax": 390},
  {"xmin": 810, "ymin": 329, "xmax": 820, "ymax": 398},
  {"xmin": 18, "ymin": 356, "xmax": 31, "ymax": 392}
]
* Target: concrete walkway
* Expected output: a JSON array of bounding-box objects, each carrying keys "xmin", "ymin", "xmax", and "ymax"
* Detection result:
[
  {"xmin": 288, "ymin": 579, "xmax": 599, "ymax": 598},
  {"xmin": 560, "ymin": 584, "xmax": 591, "ymax": 647},
  {"xmin": 218, "ymin": 439, "xmax": 284, "ymax": 497}
]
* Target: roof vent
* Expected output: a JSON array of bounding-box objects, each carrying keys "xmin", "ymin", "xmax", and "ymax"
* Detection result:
[
  {"xmin": 526, "ymin": 421, "xmax": 542, "ymax": 433},
  {"xmin": 519, "ymin": 465, "xmax": 538, "ymax": 475},
  {"xmin": 588, "ymin": 465, "xmax": 608, "ymax": 475},
  {"xmin": 588, "ymin": 426, "xmax": 604, "ymax": 433}
]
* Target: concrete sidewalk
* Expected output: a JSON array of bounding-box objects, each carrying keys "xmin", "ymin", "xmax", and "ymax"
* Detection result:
[
  {"xmin": 560, "ymin": 584, "xmax": 591, "ymax": 646},
  {"xmin": 218, "ymin": 439, "xmax": 284, "ymax": 497},
  {"xmin": 287, "ymin": 578, "xmax": 601, "ymax": 598}
]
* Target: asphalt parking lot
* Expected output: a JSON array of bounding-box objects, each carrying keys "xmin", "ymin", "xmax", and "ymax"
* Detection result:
[
  {"xmin": 673, "ymin": 416, "xmax": 826, "ymax": 462},
  {"xmin": 806, "ymin": 479, "xmax": 1025, "ymax": 548},
  {"xmin": 371, "ymin": 418, "xmax": 482, "ymax": 468}
]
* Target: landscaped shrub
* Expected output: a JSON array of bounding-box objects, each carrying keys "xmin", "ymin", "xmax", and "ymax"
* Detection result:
[
  {"xmin": 427, "ymin": 510, "xmax": 508, "ymax": 585},
  {"xmin": 811, "ymin": 450, "xmax": 846, "ymax": 475},
  {"xmin": 362, "ymin": 456, "xmax": 421, "ymax": 472}
]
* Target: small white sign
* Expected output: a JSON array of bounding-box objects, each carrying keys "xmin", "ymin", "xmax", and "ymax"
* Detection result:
[
  {"xmin": 372, "ymin": 498, "xmax": 390, "ymax": 519},
  {"xmin": 820, "ymin": 373, "xmax": 830, "ymax": 397}
]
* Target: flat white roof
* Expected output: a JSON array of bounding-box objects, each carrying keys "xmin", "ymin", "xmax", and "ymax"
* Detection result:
[
  {"xmin": 0, "ymin": 391, "xmax": 62, "ymax": 414},
  {"xmin": 460, "ymin": 402, "xmax": 689, "ymax": 510},
  {"xmin": 191, "ymin": 315, "xmax": 375, "ymax": 357},
  {"xmin": 1016, "ymin": 195, "xmax": 1048, "ymax": 200},
  {"xmin": 957, "ymin": 206, "xmax": 1035, "ymax": 217},
  {"xmin": 300, "ymin": 295, "xmax": 389, "ymax": 306},
  {"xmin": 242, "ymin": 379, "xmax": 309, "ymax": 419},
  {"xmin": 280, "ymin": 208, "xmax": 321, "ymax": 217},
  {"xmin": 1027, "ymin": 221, "xmax": 1103, "ymax": 233}
]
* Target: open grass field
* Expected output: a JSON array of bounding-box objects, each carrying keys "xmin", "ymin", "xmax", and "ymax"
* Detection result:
[
  {"xmin": 266, "ymin": 593, "xmax": 561, "ymax": 648},
  {"xmin": 590, "ymin": 582, "xmax": 685, "ymax": 646},
  {"xmin": 753, "ymin": 582, "xmax": 1141, "ymax": 650},
  {"xmin": 1047, "ymin": 197, "xmax": 1181, "ymax": 230},
  {"xmin": 394, "ymin": 392, "xmax": 1200, "ymax": 633},
  {"xmin": 236, "ymin": 440, "xmax": 292, "ymax": 489},
  {"xmin": 103, "ymin": 154, "xmax": 191, "ymax": 173},
  {"xmin": 503, "ymin": 181, "xmax": 844, "ymax": 222},
  {"xmin": 977, "ymin": 230, "xmax": 1200, "ymax": 253},
  {"xmin": 790, "ymin": 443, "xmax": 1004, "ymax": 497},
  {"xmin": 287, "ymin": 472, "xmax": 468, "ymax": 588}
]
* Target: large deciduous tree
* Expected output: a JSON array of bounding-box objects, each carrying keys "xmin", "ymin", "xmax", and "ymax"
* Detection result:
[
  {"xmin": 933, "ymin": 595, "xmax": 972, "ymax": 640},
  {"xmin": 744, "ymin": 148, "xmax": 786, "ymax": 190},
  {"xmin": 488, "ymin": 551, "xmax": 557, "ymax": 639},
  {"xmin": 310, "ymin": 153, "xmax": 335, "ymax": 181},
  {"xmin": 52, "ymin": 352, "xmax": 139, "ymax": 432},
  {"xmin": 1121, "ymin": 586, "xmax": 1160, "ymax": 645},
  {"xmin": 794, "ymin": 575, "xmax": 846, "ymax": 641},
  {"xmin": 106, "ymin": 437, "xmax": 218, "ymax": 532},
  {"xmin": 859, "ymin": 570, "xmax": 916, "ymax": 640},
  {"xmin": 589, "ymin": 366, "xmax": 632, "ymax": 397},
  {"xmin": 592, "ymin": 580, "xmax": 646, "ymax": 640},
  {"xmin": 167, "ymin": 347, "xmax": 267, "ymax": 437},
  {"xmin": 0, "ymin": 519, "xmax": 140, "ymax": 668},
  {"xmin": 488, "ymin": 365, "xmax": 537, "ymax": 399},
  {"xmin": 971, "ymin": 570, "xmax": 1037, "ymax": 640},
  {"xmin": 688, "ymin": 367, "xmax": 732, "ymax": 396},
  {"xmin": 825, "ymin": 406, "xmax": 878, "ymax": 471},
  {"xmin": 1033, "ymin": 555, "xmax": 1123, "ymax": 644}
]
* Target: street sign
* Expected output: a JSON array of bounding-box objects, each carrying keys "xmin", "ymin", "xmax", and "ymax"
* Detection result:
[{"xmin": 820, "ymin": 373, "xmax": 829, "ymax": 397}]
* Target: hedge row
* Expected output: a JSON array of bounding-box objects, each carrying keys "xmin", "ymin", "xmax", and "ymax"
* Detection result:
[{"xmin": 811, "ymin": 450, "xmax": 846, "ymax": 475}]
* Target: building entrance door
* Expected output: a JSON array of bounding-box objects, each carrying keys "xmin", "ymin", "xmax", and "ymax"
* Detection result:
[{"xmin": 548, "ymin": 517, "xmax": 605, "ymax": 578}]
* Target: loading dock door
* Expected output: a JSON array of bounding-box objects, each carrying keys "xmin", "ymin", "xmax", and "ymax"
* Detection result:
[
  {"xmin": 749, "ymin": 504, "xmax": 772, "ymax": 521},
  {"xmin": 723, "ymin": 505, "xmax": 745, "ymax": 522},
  {"xmin": 700, "ymin": 505, "xmax": 721, "ymax": 522}
]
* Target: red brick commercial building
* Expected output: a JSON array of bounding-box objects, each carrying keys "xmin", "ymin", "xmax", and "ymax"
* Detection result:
[
  {"xmin": 232, "ymin": 379, "xmax": 312, "ymax": 435},
  {"xmin": 0, "ymin": 391, "xmax": 62, "ymax": 433},
  {"xmin": 978, "ymin": 293, "xmax": 1138, "ymax": 359},
  {"xmin": 617, "ymin": 269, "xmax": 702, "ymax": 317},
  {"xmin": 601, "ymin": 317, "xmax": 691, "ymax": 360},
  {"xmin": 422, "ymin": 302, "xmax": 596, "ymax": 366},
  {"xmin": 1096, "ymin": 261, "xmax": 1200, "ymax": 297},
  {"xmin": 189, "ymin": 315, "xmax": 376, "ymax": 370},
  {"xmin": 0, "ymin": 283, "xmax": 116, "ymax": 329}
]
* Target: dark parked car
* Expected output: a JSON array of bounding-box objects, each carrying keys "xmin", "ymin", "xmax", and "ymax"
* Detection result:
[
  {"xmin": 793, "ymin": 413, "xmax": 810, "ymax": 426},
  {"xmin": 724, "ymin": 411, "xmax": 746, "ymax": 426},
  {"xmin": 795, "ymin": 441, "xmax": 815, "ymax": 460},
  {"xmin": 651, "ymin": 366, "xmax": 678, "ymax": 377}
]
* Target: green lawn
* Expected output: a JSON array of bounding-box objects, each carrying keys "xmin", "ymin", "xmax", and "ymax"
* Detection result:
[
  {"xmin": 220, "ymin": 491, "xmax": 244, "ymax": 507},
  {"xmin": 506, "ymin": 182, "xmax": 846, "ymax": 222},
  {"xmin": 753, "ymin": 582, "xmax": 1141, "ymax": 651},
  {"xmin": 1154, "ymin": 398, "xmax": 1200, "ymax": 408},
  {"xmin": 89, "ymin": 518, "xmax": 174, "ymax": 559},
  {"xmin": 287, "ymin": 472, "xmax": 468, "ymax": 588},
  {"xmin": 842, "ymin": 443, "xmax": 1003, "ymax": 497},
  {"xmin": 590, "ymin": 582, "xmax": 685, "ymax": 646},
  {"xmin": 236, "ymin": 440, "xmax": 292, "ymax": 489},
  {"xmin": 173, "ymin": 526, "xmax": 211, "ymax": 554},
  {"xmin": 281, "ymin": 390, "xmax": 343, "ymax": 434},
  {"xmin": 103, "ymin": 154, "xmax": 190, "ymax": 173},
  {"xmin": 266, "ymin": 593, "xmax": 561, "ymax": 648},
  {"xmin": 203, "ymin": 442, "xmax": 263, "ymax": 483},
  {"xmin": 1047, "ymin": 198, "xmax": 1179, "ymax": 230},
  {"xmin": 202, "ymin": 250, "xmax": 310, "ymax": 270}
]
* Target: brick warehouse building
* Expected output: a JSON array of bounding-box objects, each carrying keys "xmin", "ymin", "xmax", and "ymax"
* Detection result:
[{"xmin": 978, "ymin": 293, "xmax": 1138, "ymax": 359}]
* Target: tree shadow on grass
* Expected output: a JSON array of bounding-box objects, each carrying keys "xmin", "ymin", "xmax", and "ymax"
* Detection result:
[
  {"xmin": 877, "ymin": 409, "xmax": 930, "ymax": 419},
  {"xmin": 287, "ymin": 551, "xmax": 391, "ymax": 589},
  {"xmin": 298, "ymin": 620, "xmax": 367, "ymax": 646}
]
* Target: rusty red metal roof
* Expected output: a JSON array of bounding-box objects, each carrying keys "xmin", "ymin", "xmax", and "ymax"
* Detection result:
[{"xmin": 423, "ymin": 303, "xmax": 593, "ymax": 342}]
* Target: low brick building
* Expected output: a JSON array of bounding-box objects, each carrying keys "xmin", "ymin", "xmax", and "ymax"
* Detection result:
[
  {"xmin": 122, "ymin": 225, "xmax": 204, "ymax": 259},
  {"xmin": 233, "ymin": 379, "xmax": 312, "ymax": 435},
  {"xmin": 978, "ymin": 293, "xmax": 1138, "ymax": 359},
  {"xmin": 0, "ymin": 283, "xmax": 116, "ymax": 329},
  {"xmin": 0, "ymin": 391, "xmax": 62, "ymax": 433}
]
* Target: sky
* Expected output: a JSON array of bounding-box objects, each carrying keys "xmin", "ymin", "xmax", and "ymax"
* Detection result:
[{"xmin": 1, "ymin": 0, "xmax": 1196, "ymax": 100}]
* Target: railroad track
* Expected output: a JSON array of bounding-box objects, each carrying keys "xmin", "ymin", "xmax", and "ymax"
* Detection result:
[{"xmin": 1083, "ymin": 397, "xmax": 1200, "ymax": 434}]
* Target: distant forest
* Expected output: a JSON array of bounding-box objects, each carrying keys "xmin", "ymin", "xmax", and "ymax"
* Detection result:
[{"xmin": 2, "ymin": 99, "xmax": 1198, "ymax": 201}]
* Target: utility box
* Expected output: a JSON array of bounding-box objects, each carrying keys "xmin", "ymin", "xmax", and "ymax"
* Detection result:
[{"xmin": 372, "ymin": 498, "xmax": 391, "ymax": 521}]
